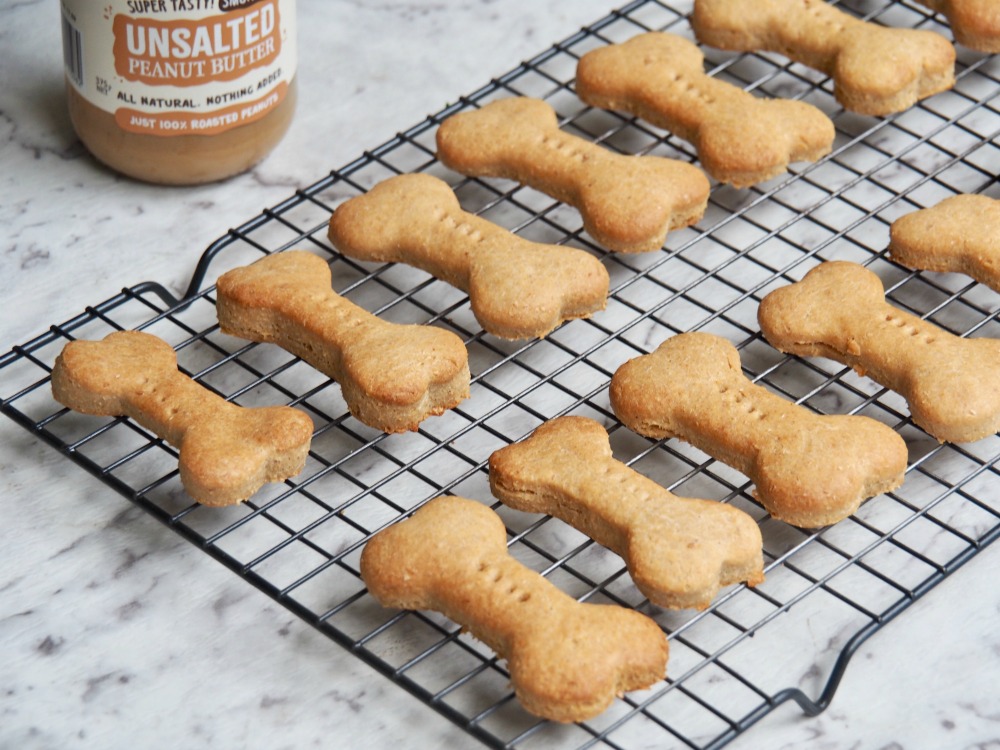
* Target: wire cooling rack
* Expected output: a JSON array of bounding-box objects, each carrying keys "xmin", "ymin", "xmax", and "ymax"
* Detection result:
[{"xmin": 3, "ymin": 1, "xmax": 999, "ymax": 747}]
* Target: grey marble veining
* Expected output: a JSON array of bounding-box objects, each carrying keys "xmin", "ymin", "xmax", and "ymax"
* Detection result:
[{"xmin": 2, "ymin": 1, "xmax": 1000, "ymax": 749}]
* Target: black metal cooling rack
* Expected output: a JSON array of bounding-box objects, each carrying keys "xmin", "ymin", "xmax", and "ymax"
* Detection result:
[{"xmin": 3, "ymin": 1, "xmax": 1000, "ymax": 747}]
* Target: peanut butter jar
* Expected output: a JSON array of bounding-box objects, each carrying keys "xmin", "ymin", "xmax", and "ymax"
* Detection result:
[{"xmin": 60, "ymin": 0, "xmax": 297, "ymax": 185}]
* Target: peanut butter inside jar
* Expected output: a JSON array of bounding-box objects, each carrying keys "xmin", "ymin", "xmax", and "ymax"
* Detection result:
[
  {"xmin": 66, "ymin": 79, "xmax": 297, "ymax": 186},
  {"xmin": 61, "ymin": 0, "xmax": 297, "ymax": 186}
]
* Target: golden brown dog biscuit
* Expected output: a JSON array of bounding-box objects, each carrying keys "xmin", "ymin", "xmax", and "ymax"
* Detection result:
[
  {"xmin": 610, "ymin": 332, "xmax": 907, "ymax": 527},
  {"xmin": 327, "ymin": 173, "xmax": 609, "ymax": 339},
  {"xmin": 575, "ymin": 32, "xmax": 835, "ymax": 187},
  {"xmin": 889, "ymin": 194, "xmax": 1000, "ymax": 292},
  {"xmin": 50, "ymin": 330, "xmax": 313, "ymax": 507},
  {"xmin": 691, "ymin": 0, "xmax": 956, "ymax": 116},
  {"xmin": 435, "ymin": 96, "xmax": 710, "ymax": 253},
  {"xmin": 215, "ymin": 251, "xmax": 470, "ymax": 434},
  {"xmin": 758, "ymin": 260, "xmax": 1000, "ymax": 443},
  {"xmin": 915, "ymin": 0, "xmax": 1000, "ymax": 52},
  {"xmin": 360, "ymin": 495, "xmax": 669, "ymax": 722},
  {"xmin": 488, "ymin": 416, "xmax": 764, "ymax": 610}
]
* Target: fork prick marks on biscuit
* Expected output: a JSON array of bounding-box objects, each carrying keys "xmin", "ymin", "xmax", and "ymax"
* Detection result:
[
  {"xmin": 610, "ymin": 332, "xmax": 907, "ymax": 528},
  {"xmin": 575, "ymin": 32, "xmax": 835, "ymax": 187},
  {"xmin": 435, "ymin": 96, "xmax": 710, "ymax": 253},
  {"xmin": 359, "ymin": 495, "xmax": 668, "ymax": 723},
  {"xmin": 758, "ymin": 261, "xmax": 1000, "ymax": 443},
  {"xmin": 50, "ymin": 330, "xmax": 313, "ymax": 507},
  {"xmin": 889, "ymin": 194, "xmax": 1000, "ymax": 293},
  {"xmin": 691, "ymin": 0, "xmax": 955, "ymax": 116},
  {"xmin": 215, "ymin": 251, "xmax": 470, "ymax": 434},
  {"xmin": 489, "ymin": 416, "xmax": 764, "ymax": 610},
  {"xmin": 327, "ymin": 173, "xmax": 609, "ymax": 339}
]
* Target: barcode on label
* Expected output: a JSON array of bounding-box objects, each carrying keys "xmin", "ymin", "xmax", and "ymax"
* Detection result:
[{"xmin": 62, "ymin": 11, "xmax": 83, "ymax": 86}]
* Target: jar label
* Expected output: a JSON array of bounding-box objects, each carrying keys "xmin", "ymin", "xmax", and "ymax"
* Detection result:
[{"xmin": 60, "ymin": 0, "xmax": 296, "ymax": 137}]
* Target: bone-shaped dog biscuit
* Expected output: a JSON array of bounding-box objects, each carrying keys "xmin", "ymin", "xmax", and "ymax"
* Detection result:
[
  {"xmin": 489, "ymin": 416, "xmax": 764, "ymax": 610},
  {"xmin": 359, "ymin": 495, "xmax": 669, "ymax": 722},
  {"xmin": 691, "ymin": 0, "xmax": 955, "ymax": 116},
  {"xmin": 50, "ymin": 330, "xmax": 313, "ymax": 506},
  {"xmin": 435, "ymin": 97, "xmax": 710, "ymax": 253},
  {"xmin": 575, "ymin": 32, "xmax": 835, "ymax": 187},
  {"xmin": 889, "ymin": 194, "xmax": 1000, "ymax": 293},
  {"xmin": 915, "ymin": 0, "xmax": 1000, "ymax": 52},
  {"xmin": 215, "ymin": 251, "xmax": 470, "ymax": 434},
  {"xmin": 327, "ymin": 173, "xmax": 609, "ymax": 339},
  {"xmin": 758, "ymin": 261, "xmax": 1000, "ymax": 443},
  {"xmin": 610, "ymin": 332, "xmax": 907, "ymax": 527}
]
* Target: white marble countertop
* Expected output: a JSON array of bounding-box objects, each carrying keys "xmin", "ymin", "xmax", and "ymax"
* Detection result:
[{"xmin": 2, "ymin": 1, "xmax": 999, "ymax": 748}]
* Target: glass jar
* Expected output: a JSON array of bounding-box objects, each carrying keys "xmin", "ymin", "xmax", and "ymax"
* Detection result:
[{"xmin": 60, "ymin": 0, "xmax": 297, "ymax": 185}]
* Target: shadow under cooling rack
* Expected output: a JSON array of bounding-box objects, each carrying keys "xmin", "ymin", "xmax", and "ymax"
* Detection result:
[{"xmin": 3, "ymin": 1, "xmax": 1000, "ymax": 748}]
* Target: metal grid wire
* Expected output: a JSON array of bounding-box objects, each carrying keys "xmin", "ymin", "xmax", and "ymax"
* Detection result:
[{"xmin": 3, "ymin": 1, "xmax": 999, "ymax": 747}]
